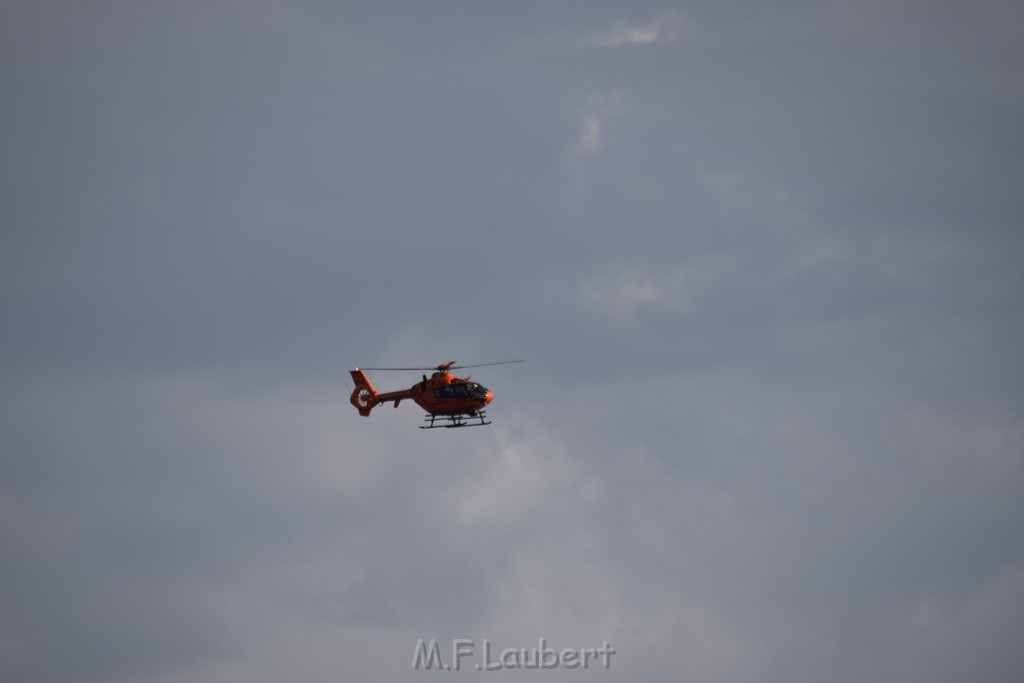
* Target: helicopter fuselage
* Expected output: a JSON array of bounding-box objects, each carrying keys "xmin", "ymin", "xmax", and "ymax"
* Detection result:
[{"xmin": 350, "ymin": 369, "xmax": 493, "ymax": 417}]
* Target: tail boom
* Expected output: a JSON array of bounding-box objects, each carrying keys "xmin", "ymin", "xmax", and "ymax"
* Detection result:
[{"xmin": 349, "ymin": 368, "xmax": 413, "ymax": 416}]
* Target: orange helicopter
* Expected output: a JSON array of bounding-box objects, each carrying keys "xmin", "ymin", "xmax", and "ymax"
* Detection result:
[{"xmin": 349, "ymin": 361, "xmax": 524, "ymax": 428}]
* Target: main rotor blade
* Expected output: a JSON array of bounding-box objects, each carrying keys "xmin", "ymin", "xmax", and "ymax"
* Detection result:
[
  {"xmin": 449, "ymin": 360, "xmax": 526, "ymax": 369},
  {"xmin": 356, "ymin": 360, "xmax": 525, "ymax": 371}
]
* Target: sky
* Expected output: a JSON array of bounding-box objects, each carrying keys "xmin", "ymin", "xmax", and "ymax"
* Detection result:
[{"xmin": 2, "ymin": 1, "xmax": 1023, "ymax": 681}]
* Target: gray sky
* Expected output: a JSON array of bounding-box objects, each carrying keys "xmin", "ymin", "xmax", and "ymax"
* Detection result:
[{"xmin": 2, "ymin": 1, "xmax": 1023, "ymax": 681}]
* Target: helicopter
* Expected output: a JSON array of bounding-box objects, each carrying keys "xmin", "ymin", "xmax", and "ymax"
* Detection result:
[{"xmin": 348, "ymin": 360, "xmax": 524, "ymax": 429}]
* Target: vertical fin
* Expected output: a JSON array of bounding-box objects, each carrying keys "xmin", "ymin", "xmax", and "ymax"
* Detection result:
[{"xmin": 349, "ymin": 369, "xmax": 379, "ymax": 416}]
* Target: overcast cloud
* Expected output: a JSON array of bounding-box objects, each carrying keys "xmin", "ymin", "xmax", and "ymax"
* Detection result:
[{"xmin": 2, "ymin": 1, "xmax": 1023, "ymax": 682}]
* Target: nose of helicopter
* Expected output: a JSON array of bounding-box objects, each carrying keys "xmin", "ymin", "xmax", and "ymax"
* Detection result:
[{"xmin": 468, "ymin": 382, "xmax": 493, "ymax": 408}]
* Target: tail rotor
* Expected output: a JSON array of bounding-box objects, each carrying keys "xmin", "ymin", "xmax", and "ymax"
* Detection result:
[{"xmin": 349, "ymin": 368, "xmax": 379, "ymax": 416}]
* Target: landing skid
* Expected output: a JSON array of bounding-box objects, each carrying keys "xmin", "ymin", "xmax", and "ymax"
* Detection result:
[{"xmin": 420, "ymin": 412, "xmax": 491, "ymax": 429}]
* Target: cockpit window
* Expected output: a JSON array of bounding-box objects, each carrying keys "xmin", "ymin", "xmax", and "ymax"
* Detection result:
[{"xmin": 433, "ymin": 382, "xmax": 488, "ymax": 399}]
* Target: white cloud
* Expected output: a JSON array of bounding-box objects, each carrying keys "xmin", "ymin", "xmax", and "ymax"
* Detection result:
[
  {"xmin": 573, "ymin": 91, "xmax": 623, "ymax": 155},
  {"xmin": 868, "ymin": 564, "xmax": 1024, "ymax": 683},
  {"xmin": 585, "ymin": 14, "xmax": 683, "ymax": 47},
  {"xmin": 453, "ymin": 426, "xmax": 602, "ymax": 528},
  {"xmin": 578, "ymin": 115, "xmax": 603, "ymax": 154},
  {"xmin": 577, "ymin": 259, "xmax": 728, "ymax": 320},
  {"xmin": 578, "ymin": 268, "xmax": 663, "ymax": 316},
  {"xmin": 699, "ymin": 168, "xmax": 810, "ymax": 233}
]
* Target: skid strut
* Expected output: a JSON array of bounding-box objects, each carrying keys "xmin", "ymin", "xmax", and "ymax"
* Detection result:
[{"xmin": 420, "ymin": 411, "xmax": 491, "ymax": 429}]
